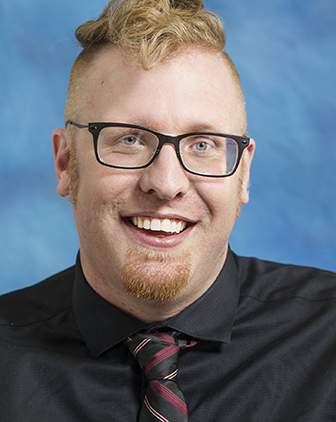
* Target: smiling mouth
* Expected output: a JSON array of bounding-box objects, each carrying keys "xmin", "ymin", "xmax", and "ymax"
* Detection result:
[{"xmin": 130, "ymin": 216, "xmax": 188, "ymax": 237}]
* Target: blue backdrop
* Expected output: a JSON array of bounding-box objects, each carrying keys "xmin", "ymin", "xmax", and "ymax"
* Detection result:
[{"xmin": 0, "ymin": 0, "xmax": 335, "ymax": 294}]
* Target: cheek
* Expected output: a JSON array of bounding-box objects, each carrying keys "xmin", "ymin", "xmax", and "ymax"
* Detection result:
[
  {"xmin": 78, "ymin": 158, "xmax": 137, "ymax": 203},
  {"xmin": 197, "ymin": 176, "xmax": 242, "ymax": 220},
  {"xmin": 194, "ymin": 178, "xmax": 242, "ymax": 251},
  {"xmin": 74, "ymin": 166, "xmax": 131, "ymax": 230}
]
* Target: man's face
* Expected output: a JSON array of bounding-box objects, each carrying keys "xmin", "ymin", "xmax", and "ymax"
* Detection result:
[{"xmin": 54, "ymin": 46, "xmax": 254, "ymax": 311}]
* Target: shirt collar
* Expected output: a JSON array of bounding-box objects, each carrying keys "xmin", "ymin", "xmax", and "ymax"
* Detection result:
[{"xmin": 73, "ymin": 249, "xmax": 239, "ymax": 358}]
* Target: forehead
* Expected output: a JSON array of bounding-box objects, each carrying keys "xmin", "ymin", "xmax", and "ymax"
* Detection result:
[{"xmin": 81, "ymin": 46, "xmax": 244, "ymax": 134}]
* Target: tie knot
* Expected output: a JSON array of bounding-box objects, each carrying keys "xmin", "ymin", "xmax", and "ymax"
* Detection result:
[{"xmin": 126, "ymin": 331, "xmax": 195, "ymax": 381}]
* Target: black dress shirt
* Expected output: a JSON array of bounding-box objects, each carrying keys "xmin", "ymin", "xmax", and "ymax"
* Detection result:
[{"xmin": 1, "ymin": 249, "xmax": 336, "ymax": 421}]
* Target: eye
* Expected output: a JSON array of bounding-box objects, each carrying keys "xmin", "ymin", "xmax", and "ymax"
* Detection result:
[
  {"xmin": 195, "ymin": 141, "xmax": 212, "ymax": 151},
  {"xmin": 120, "ymin": 135, "xmax": 141, "ymax": 146},
  {"xmin": 188, "ymin": 137, "xmax": 215, "ymax": 153}
]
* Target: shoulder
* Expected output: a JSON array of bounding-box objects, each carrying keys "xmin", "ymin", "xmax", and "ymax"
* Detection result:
[
  {"xmin": 0, "ymin": 266, "xmax": 75, "ymax": 326},
  {"xmin": 232, "ymin": 252, "xmax": 336, "ymax": 302}
]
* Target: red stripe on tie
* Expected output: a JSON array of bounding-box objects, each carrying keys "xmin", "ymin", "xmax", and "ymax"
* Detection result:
[
  {"xmin": 133, "ymin": 338, "xmax": 151, "ymax": 357},
  {"xmin": 144, "ymin": 396, "xmax": 169, "ymax": 422},
  {"xmin": 164, "ymin": 369, "xmax": 178, "ymax": 380},
  {"xmin": 144, "ymin": 344, "xmax": 179, "ymax": 375},
  {"xmin": 154, "ymin": 332, "xmax": 175, "ymax": 344},
  {"xmin": 150, "ymin": 380, "xmax": 189, "ymax": 417}
]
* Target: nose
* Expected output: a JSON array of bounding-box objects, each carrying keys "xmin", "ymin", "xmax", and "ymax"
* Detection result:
[{"xmin": 139, "ymin": 144, "xmax": 190, "ymax": 200}]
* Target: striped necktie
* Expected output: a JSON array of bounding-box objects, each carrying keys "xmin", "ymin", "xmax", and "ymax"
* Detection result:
[{"xmin": 126, "ymin": 331, "xmax": 197, "ymax": 422}]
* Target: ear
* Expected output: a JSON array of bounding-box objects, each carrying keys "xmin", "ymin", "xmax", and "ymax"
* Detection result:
[
  {"xmin": 240, "ymin": 138, "xmax": 255, "ymax": 205},
  {"xmin": 52, "ymin": 128, "xmax": 70, "ymax": 197}
]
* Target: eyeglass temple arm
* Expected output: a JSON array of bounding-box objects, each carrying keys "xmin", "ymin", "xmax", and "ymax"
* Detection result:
[{"xmin": 66, "ymin": 121, "xmax": 88, "ymax": 129}]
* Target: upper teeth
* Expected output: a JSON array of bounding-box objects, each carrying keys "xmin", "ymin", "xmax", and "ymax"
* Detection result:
[{"xmin": 132, "ymin": 217, "xmax": 187, "ymax": 234}]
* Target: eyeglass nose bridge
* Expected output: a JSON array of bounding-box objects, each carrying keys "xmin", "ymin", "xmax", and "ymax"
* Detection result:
[{"xmin": 152, "ymin": 133, "xmax": 185, "ymax": 162}]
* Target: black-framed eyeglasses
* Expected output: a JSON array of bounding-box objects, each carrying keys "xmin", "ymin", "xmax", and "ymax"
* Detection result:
[{"xmin": 66, "ymin": 121, "xmax": 250, "ymax": 177}]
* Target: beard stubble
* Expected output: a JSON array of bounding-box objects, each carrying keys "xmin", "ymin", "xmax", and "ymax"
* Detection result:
[{"xmin": 121, "ymin": 247, "xmax": 192, "ymax": 302}]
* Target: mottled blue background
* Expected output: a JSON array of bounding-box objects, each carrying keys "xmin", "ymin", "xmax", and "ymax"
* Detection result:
[{"xmin": 0, "ymin": 0, "xmax": 335, "ymax": 294}]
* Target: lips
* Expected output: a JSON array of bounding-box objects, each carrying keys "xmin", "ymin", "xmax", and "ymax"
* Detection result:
[{"xmin": 131, "ymin": 216, "xmax": 187, "ymax": 235}]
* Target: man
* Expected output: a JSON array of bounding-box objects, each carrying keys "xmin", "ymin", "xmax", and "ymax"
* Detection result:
[{"xmin": 1, "ymin": 1, "xmax": 336, "ymax": 421}]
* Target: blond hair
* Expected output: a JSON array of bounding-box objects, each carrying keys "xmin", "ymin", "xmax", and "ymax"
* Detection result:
[
  {"xmin": 75, "ymin": 0, "xmax": 225, "ymax": 67},
  {"xmin": 64, "ymin": 0, "xmax": 246, "ymax": 130}
]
